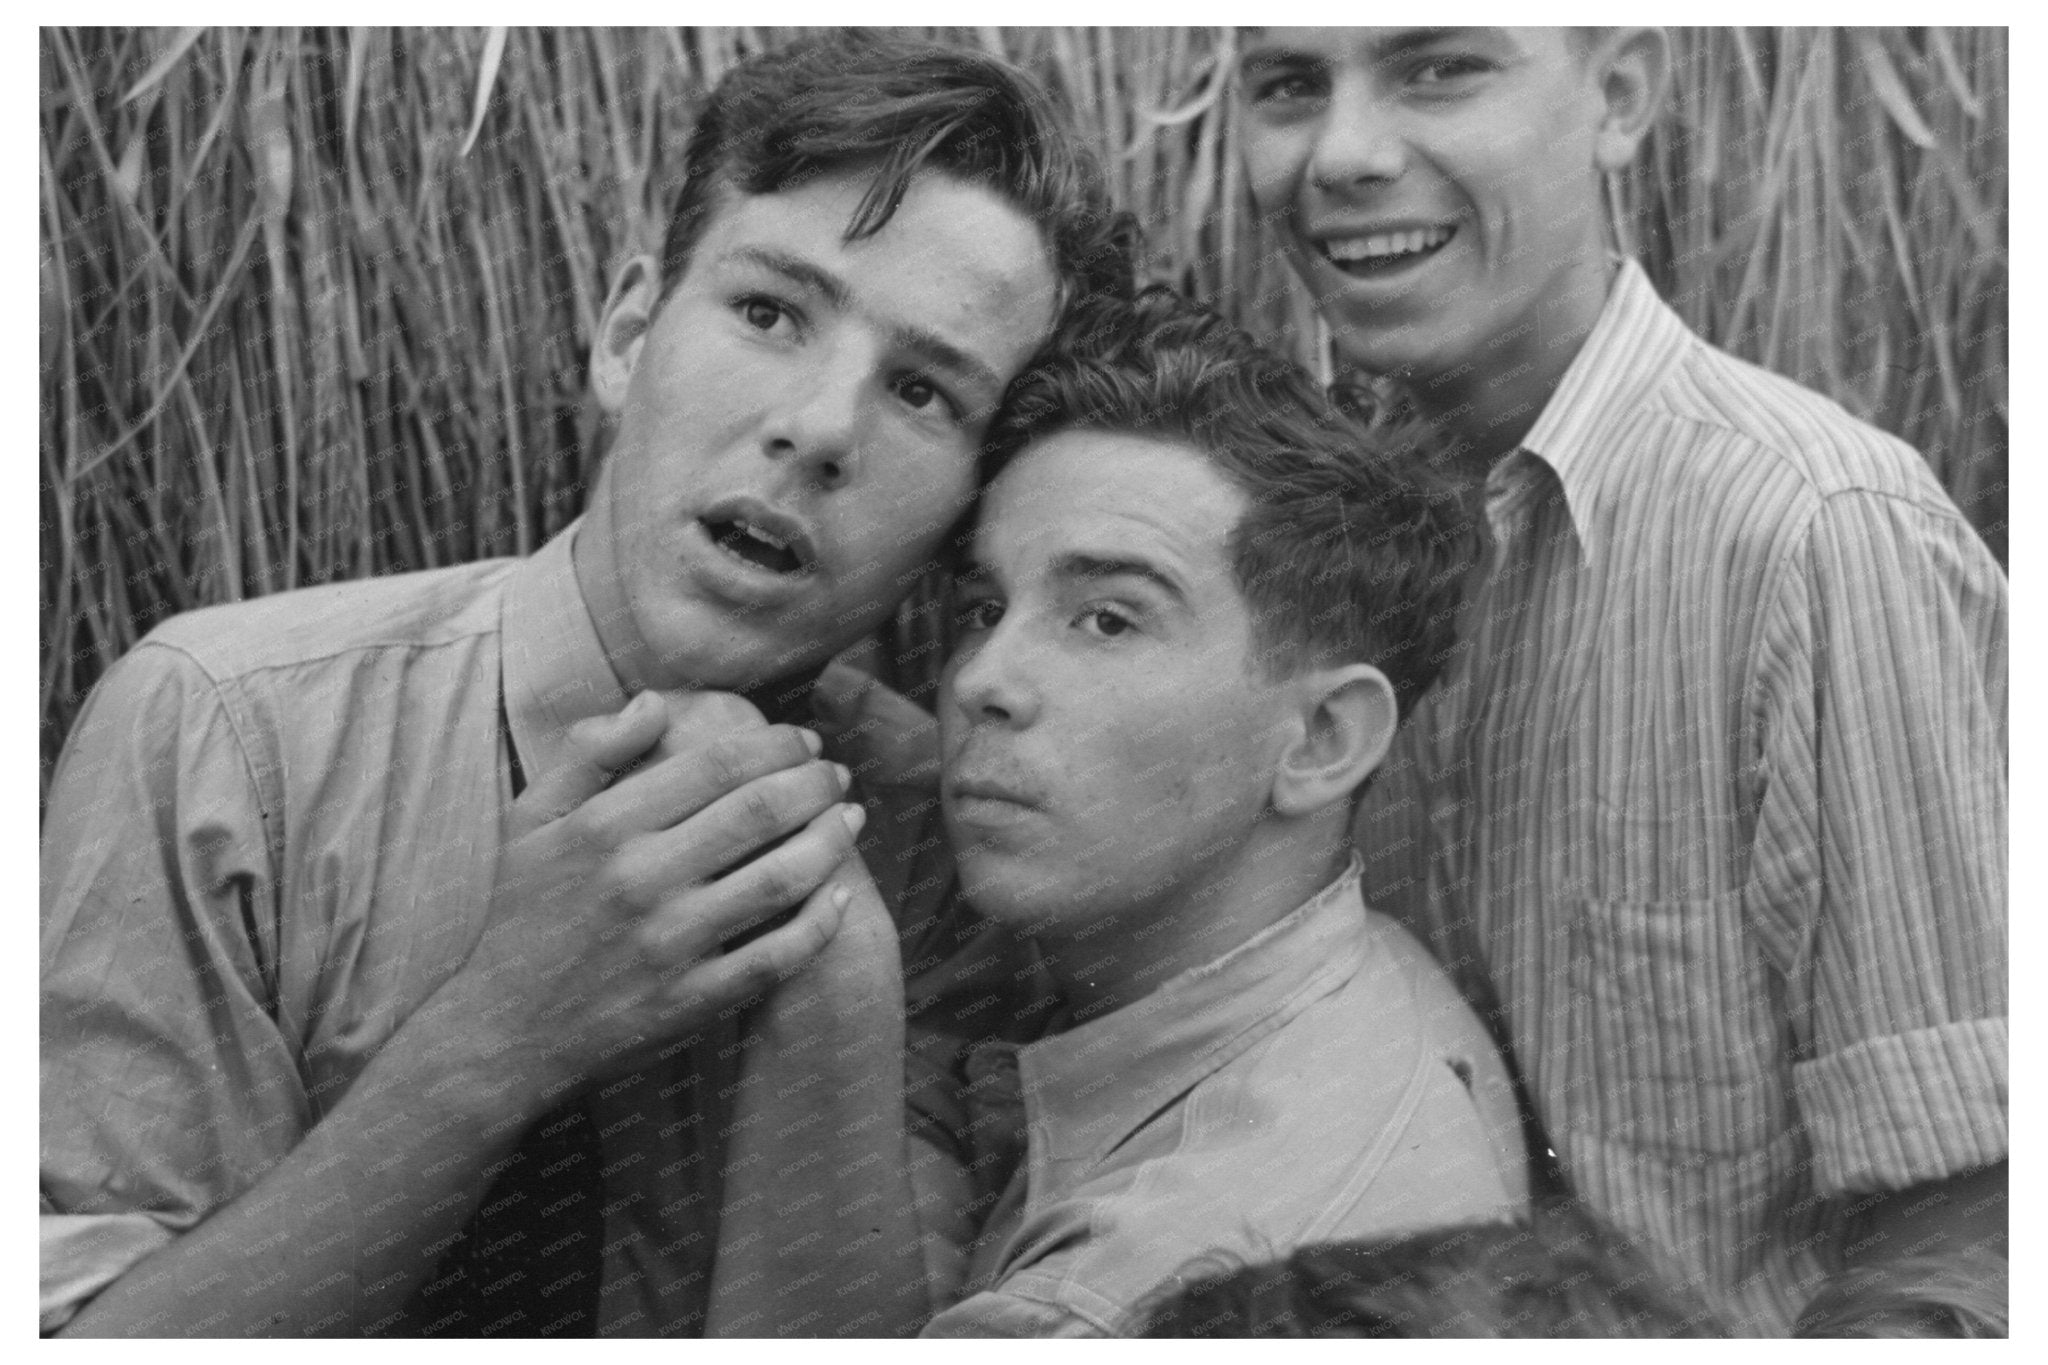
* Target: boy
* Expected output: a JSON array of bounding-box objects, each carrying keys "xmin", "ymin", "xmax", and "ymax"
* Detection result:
[
  {"xmin": 919, "ymin": 290, "xmax": 1527, "ymax": 1338},
  {"xmin": 1238, "ymin": 26, "xmax": 2007, "ymax": 1333},
  {"xmin": 41, "ymin": 33, "xmax": 1132, "ymax": 1336}
]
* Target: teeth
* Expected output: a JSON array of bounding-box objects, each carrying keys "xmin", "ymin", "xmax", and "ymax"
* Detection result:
[
  {"xmin": 1325, "ymin": 226, "xmax": 1453, "ymax": 263},
  {"xmin": 738, "ymin": 519, "xmax": 789, "ymax": 552}
]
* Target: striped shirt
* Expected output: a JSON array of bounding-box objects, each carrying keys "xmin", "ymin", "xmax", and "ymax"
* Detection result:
[{"xmin": 1353, "ymin": 259, "xmax": 2007, "ymax": 1335}]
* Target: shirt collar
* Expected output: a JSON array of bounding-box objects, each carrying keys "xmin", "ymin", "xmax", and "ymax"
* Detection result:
[
  {"xmin": 1014, "ymin": 856, "xmax": 1371, "ymax": 1188},
  {"xmin": 501, "ymin": 519, "xmax": 631, "ymax": 782},
  {"xmin": 1511, "ymin": 258, "xmax": 1695, "ymax": 565}
]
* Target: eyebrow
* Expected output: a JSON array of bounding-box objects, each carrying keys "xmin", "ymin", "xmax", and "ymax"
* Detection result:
[
  {"xmin": 1241, "ymin": 27, "xmax": 1478, "ymax": 71},
  {"xmin": 1052, "ymin": 552, "xmax": 1189, "ymax": 606},
  {"xmin": 729, "ymin": 246, "xmax": 1004, "ymax": 396}
]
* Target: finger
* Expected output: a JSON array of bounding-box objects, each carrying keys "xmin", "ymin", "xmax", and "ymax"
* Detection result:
[
  {"xmin": 810, "ymin": 658, "xmax": 880, "ymax": 735},
  {"xmin": 664, "ymin": 877, "xmax": 850, "ymax": 1013},
  {"xmin": 644, "ymin": 760, "xmax": 853, "ymax": 885},
  {"xmin": 516, "ymin": 691, "xmax": 668, "ymax": 831},
  {"xmin": 814, "ymin": 663, "xmax": 940, "ymax": 790},
  {"xmin": 641, "ymin": 802, "xmax": 867, "ymax": 961},
  {"xmin": 588, "ymin": 722, "xmax": 825, "ymax": 839},
  {"xmin": 653, "ymin": 688, "xmax": 769, "ymax": 760}
]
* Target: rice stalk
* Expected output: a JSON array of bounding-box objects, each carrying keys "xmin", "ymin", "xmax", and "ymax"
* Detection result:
[{"xmin": 39, "ymin": 26, "xmax": 2008, "ymax": 796}]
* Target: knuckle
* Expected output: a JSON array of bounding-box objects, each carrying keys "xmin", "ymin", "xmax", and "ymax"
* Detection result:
[
  {"xmin": 685, "ymin": 689, "xmax": 764, "ymax": 735},
  {"xmin": 705, "ymin": 736, "xmax": 746, "ymax": 787},
  {"xmin": 598, "ymin": 841, "xmax": 659, "ymax": 904},
  {"xmin": 562, "ymin": 805, "xmax": 610, "ymax": 849},
  {"xmin": 742, "ymin": 782, "xmax": 781, "ymax": 833},
  {"xmin": 756, "ymin": 860, "xmax": 801, "ymax": 908}
]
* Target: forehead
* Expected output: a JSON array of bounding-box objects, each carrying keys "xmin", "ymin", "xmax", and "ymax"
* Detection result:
[
  {"xmin": 976, "ymin": 431, "xmax": 1246, "ymax": 578},
  {"xmin": 1240, "ymin": 26, "xmax": 1569, "ymax": 66},
  {"xmin": 692, "ymin": 169, "xmax": 1060, "ymax": 373}
]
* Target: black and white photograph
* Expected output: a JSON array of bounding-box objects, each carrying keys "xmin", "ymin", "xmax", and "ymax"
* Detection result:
[{"xmin": 37, "ymin": 23, "xmax": 2009, "ymax": 1339}]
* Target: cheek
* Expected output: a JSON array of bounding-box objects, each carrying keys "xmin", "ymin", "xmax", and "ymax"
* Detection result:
[{"xmin": 1240, "ymin": 126, "xmax": 1308, "ymax": 209}]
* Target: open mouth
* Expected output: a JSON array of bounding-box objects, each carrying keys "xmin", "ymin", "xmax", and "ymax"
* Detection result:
[
  {"xmin": 701, "ymin": 515, "xmax": 809, "ymax": 576},
  {"xmin": 1320, "ymin": 225, "xmax": 1456, "ymax": 277}
]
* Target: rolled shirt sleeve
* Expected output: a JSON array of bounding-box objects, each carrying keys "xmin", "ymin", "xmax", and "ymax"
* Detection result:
[
  {"xmin": 40, "ymin": 643, "xmax": 302, "ymax": 1332},
  {"xmin": 1748, "ymin": 487, "xmax": 2007, "ymax": 1195}
]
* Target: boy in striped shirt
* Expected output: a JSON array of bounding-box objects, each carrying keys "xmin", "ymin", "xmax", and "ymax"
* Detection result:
[{"xmin": 1236, "ymin": 25, "xmax": 2006, "ymax": 1334}]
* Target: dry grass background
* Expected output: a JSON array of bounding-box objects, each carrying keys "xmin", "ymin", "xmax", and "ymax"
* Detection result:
[{"xmin": 39, "ymin": 27, "xmax": 2007, "ymax": 789}]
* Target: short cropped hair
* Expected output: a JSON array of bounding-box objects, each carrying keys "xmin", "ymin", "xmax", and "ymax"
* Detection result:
[
  {"xmin": 659, "ymin": 32, "xmax": 1137, "ymax": 313},
  {"xmin": 1793, "ymin": 1254, "xmax": 2008, "ymax": 1338},
  {"xmin": 1138, "ymin": 1200, "xmax": 1728, "ymax": 1338},
  {"xmin": 984, "ymin": 288, "xmax": 1481, "ymax": 718}
]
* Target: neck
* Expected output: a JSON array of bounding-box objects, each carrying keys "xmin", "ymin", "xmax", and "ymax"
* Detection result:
[
  {"xmin": 571, "ymin": 505, "xmax": 823, "ymax": 723},
  {"xmin": 1409, "ymin": 255, "xmax": 1619, "ymax": 476},
  {"xmin": 1036, "ymin": 818, "xmax": 1351, "ymax": 1021}
]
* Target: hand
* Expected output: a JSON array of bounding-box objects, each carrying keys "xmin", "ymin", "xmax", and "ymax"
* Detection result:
[
  {"xmin": 431, "ymin": 689, "xmax": 865, "ymax": 1097},
  {"xmin": 812, "ymin": 658, "xmax": 940, "ymax": 792}
]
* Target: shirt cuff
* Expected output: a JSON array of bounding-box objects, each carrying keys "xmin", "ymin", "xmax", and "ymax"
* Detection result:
[
  {"xmin": 1792, "ymin": 1018, "xmax": 2008, "ymax": 1196},
  {"xmin": 40, "ymin": 1210, "xmax": 177, "ymax": 1334}
]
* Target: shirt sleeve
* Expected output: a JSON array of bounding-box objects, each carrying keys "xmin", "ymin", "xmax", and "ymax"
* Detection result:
[
  {"xmin": 921, "ymin": 1286, "xmax": 1113, "ymax": 1338},
  {"xmin": 1747, "ymin": 487, "xmax": 2007, "ymax": 1196},
  {"xmin": 40, "ymin": 642, "xmax": 305, "ymax": 1332}
]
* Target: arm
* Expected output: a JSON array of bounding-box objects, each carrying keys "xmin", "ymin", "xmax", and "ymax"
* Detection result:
[
  {"xmin": 1748, "ymin": 490, "xmax": 2007, "ymax": 1272},
  {"xmin": 51, "ymin": 687, "xmax": 859, "ymax": 1336},
  {"xmin": 705, "ymin": 856, "xmax": 932, "ymax": 1337},
  {"xmin": 1843, "ymin": 1161, "xmax": 2007, "ymax": 1266}
]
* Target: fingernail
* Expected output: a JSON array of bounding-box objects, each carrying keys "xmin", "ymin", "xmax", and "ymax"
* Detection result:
[
  {"xmin": 832, "ymin": 762, "xmax": 852, "ymax": 791},
  {"xmin": 839, "ymin": 803, "xmax": 867, "ymax": 836},
  {"xmin": 830, "ymin": 885, "xmax": 852, "ymax": 912},
  {"xmin": 798, "ymin": 727, "xmax": 823, "ymax": 757}
]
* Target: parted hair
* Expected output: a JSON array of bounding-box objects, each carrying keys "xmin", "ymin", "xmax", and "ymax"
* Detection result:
[
  {"xmin": 658, "ymin": 31, "xmax": 1137, "ymax": 313},
  {"xmin": 1138, "ymin": 1199, "xmax": 1728, "ymax": 1338},
  {"xmin": 984, "ymin": 287, "xmax": 1482, "ymax": 718}
]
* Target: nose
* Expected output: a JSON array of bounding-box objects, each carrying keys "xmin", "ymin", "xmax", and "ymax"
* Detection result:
[
  {"xmin": 945, "ymin": 625, "xmax": 1040, "ymax": 731},
  {"xmin": 1308, "ymin": 79, "xmax": 1406, "ymax": 193},
  {"xmin": 762, "ymin": 352, "xmax": 865, "ymax": 490}
]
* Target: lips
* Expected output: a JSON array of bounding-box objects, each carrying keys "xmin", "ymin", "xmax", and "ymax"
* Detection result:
[
  {"xmin": 696, "ymin": 495, "xmax": 818, "ymax": 578},
  {"xmin": 1314, "ymin": 222, "xmax": 1457, "ymax": 277},
  {"xmin": 943, "ymin": 768, "xmax": 1046, "ymax": 833}
]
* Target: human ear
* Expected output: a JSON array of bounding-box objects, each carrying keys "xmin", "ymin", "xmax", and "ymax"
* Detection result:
[
  {"xmin": 1270, "ymin": 664, "xmax": 1398, "ymax": 819},
  {"xmin": 590, "ymin": 254, "xmax": 661, "ymax": 418},
  {"xmin": 1591, "ymin": 28, "xmax": 1671, "ymax": 173}
]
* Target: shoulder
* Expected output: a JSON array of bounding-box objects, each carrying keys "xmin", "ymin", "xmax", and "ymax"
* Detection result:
[
  {"xmin": 140, "ymin": 558, "xmax": 519, "ymax": 684},
  {"xmin": 1649, "ymin": 334, "xmax": 1954, "ymax": 514}
]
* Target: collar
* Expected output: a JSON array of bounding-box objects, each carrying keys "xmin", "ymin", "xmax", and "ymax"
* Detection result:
[
  {"xmin": 1510, "ymin": 258, "xmax": 1697, "ymax": 568},
  {"xmin": 500, "ymin": 519, "xmax": 632, "ymax": 782},
  {"xmin": 1013, "ymin": 857, "xmax": 1371, "ymax": 1191}
]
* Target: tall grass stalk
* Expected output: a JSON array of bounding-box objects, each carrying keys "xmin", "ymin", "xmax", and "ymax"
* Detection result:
[{"xmin": 39, "ymin": 27, "xmax": 2007, "ymax": 790}]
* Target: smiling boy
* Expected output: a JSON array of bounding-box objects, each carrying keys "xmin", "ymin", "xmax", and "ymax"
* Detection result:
[
  {"xmin": 918, "ymin": 291, "xmax": 1527, "ymax": 1338},
  {"xmin": 41, "ymin": 34, "xmax": 1131, "ymax": 1337},
  {"xmin": 1238, "ymin": 26, "xmax": 2008, "ymax": 1333}
]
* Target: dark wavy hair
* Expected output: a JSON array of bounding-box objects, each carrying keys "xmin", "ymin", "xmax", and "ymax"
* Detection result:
[
  {"xmin": 658, "ymin": 32, "xmax": 1137, "ymax": 314},
  {"xmin": 983, "ymin": 287, "xmax": 1481, "ymax": 718},
  {"xmin": 1138, "ymin": 1200, "xmax": 1728, "ymax": 1338}
]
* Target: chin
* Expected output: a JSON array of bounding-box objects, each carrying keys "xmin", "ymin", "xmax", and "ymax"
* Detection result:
[{"xmin": 955, "ymin": 854, "xmax": 1077, "ymax": 935}]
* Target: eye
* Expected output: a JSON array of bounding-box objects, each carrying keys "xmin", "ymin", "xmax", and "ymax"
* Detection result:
[
  {"xmin": 956, "ymin": 596, "xmax": 1004, "ymax": 633},
  {"xmin": 736, "ymin": 294, "xmax": 794, "ymax": 333},
  {"xmin": 895, "ymin": 375, "xmax": 940, "ymax": 410},
  {"xmin": 1410, "ymin": 55, "xmax": 1492, "ymax": 86},
  {"xmin": 1247, "ymin": 69, "xmax": 1322, "ymax": 106},
  {"xmin": 1077, "ymin": 606, "xmax": 1135, "ymax": 639}
]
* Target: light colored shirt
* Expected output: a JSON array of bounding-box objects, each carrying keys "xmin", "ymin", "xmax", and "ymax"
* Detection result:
[
  {"xmin": 1354, "ymin": 260, "xmax": 2008, "ymax": 1334},
  {"xmin": 922, "ymin": 862, "xmax": 1530, "ymax": 1338},
  {"xmin": 38, "ymin": 523, "xmax": 945, "ymax": 1335}
]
